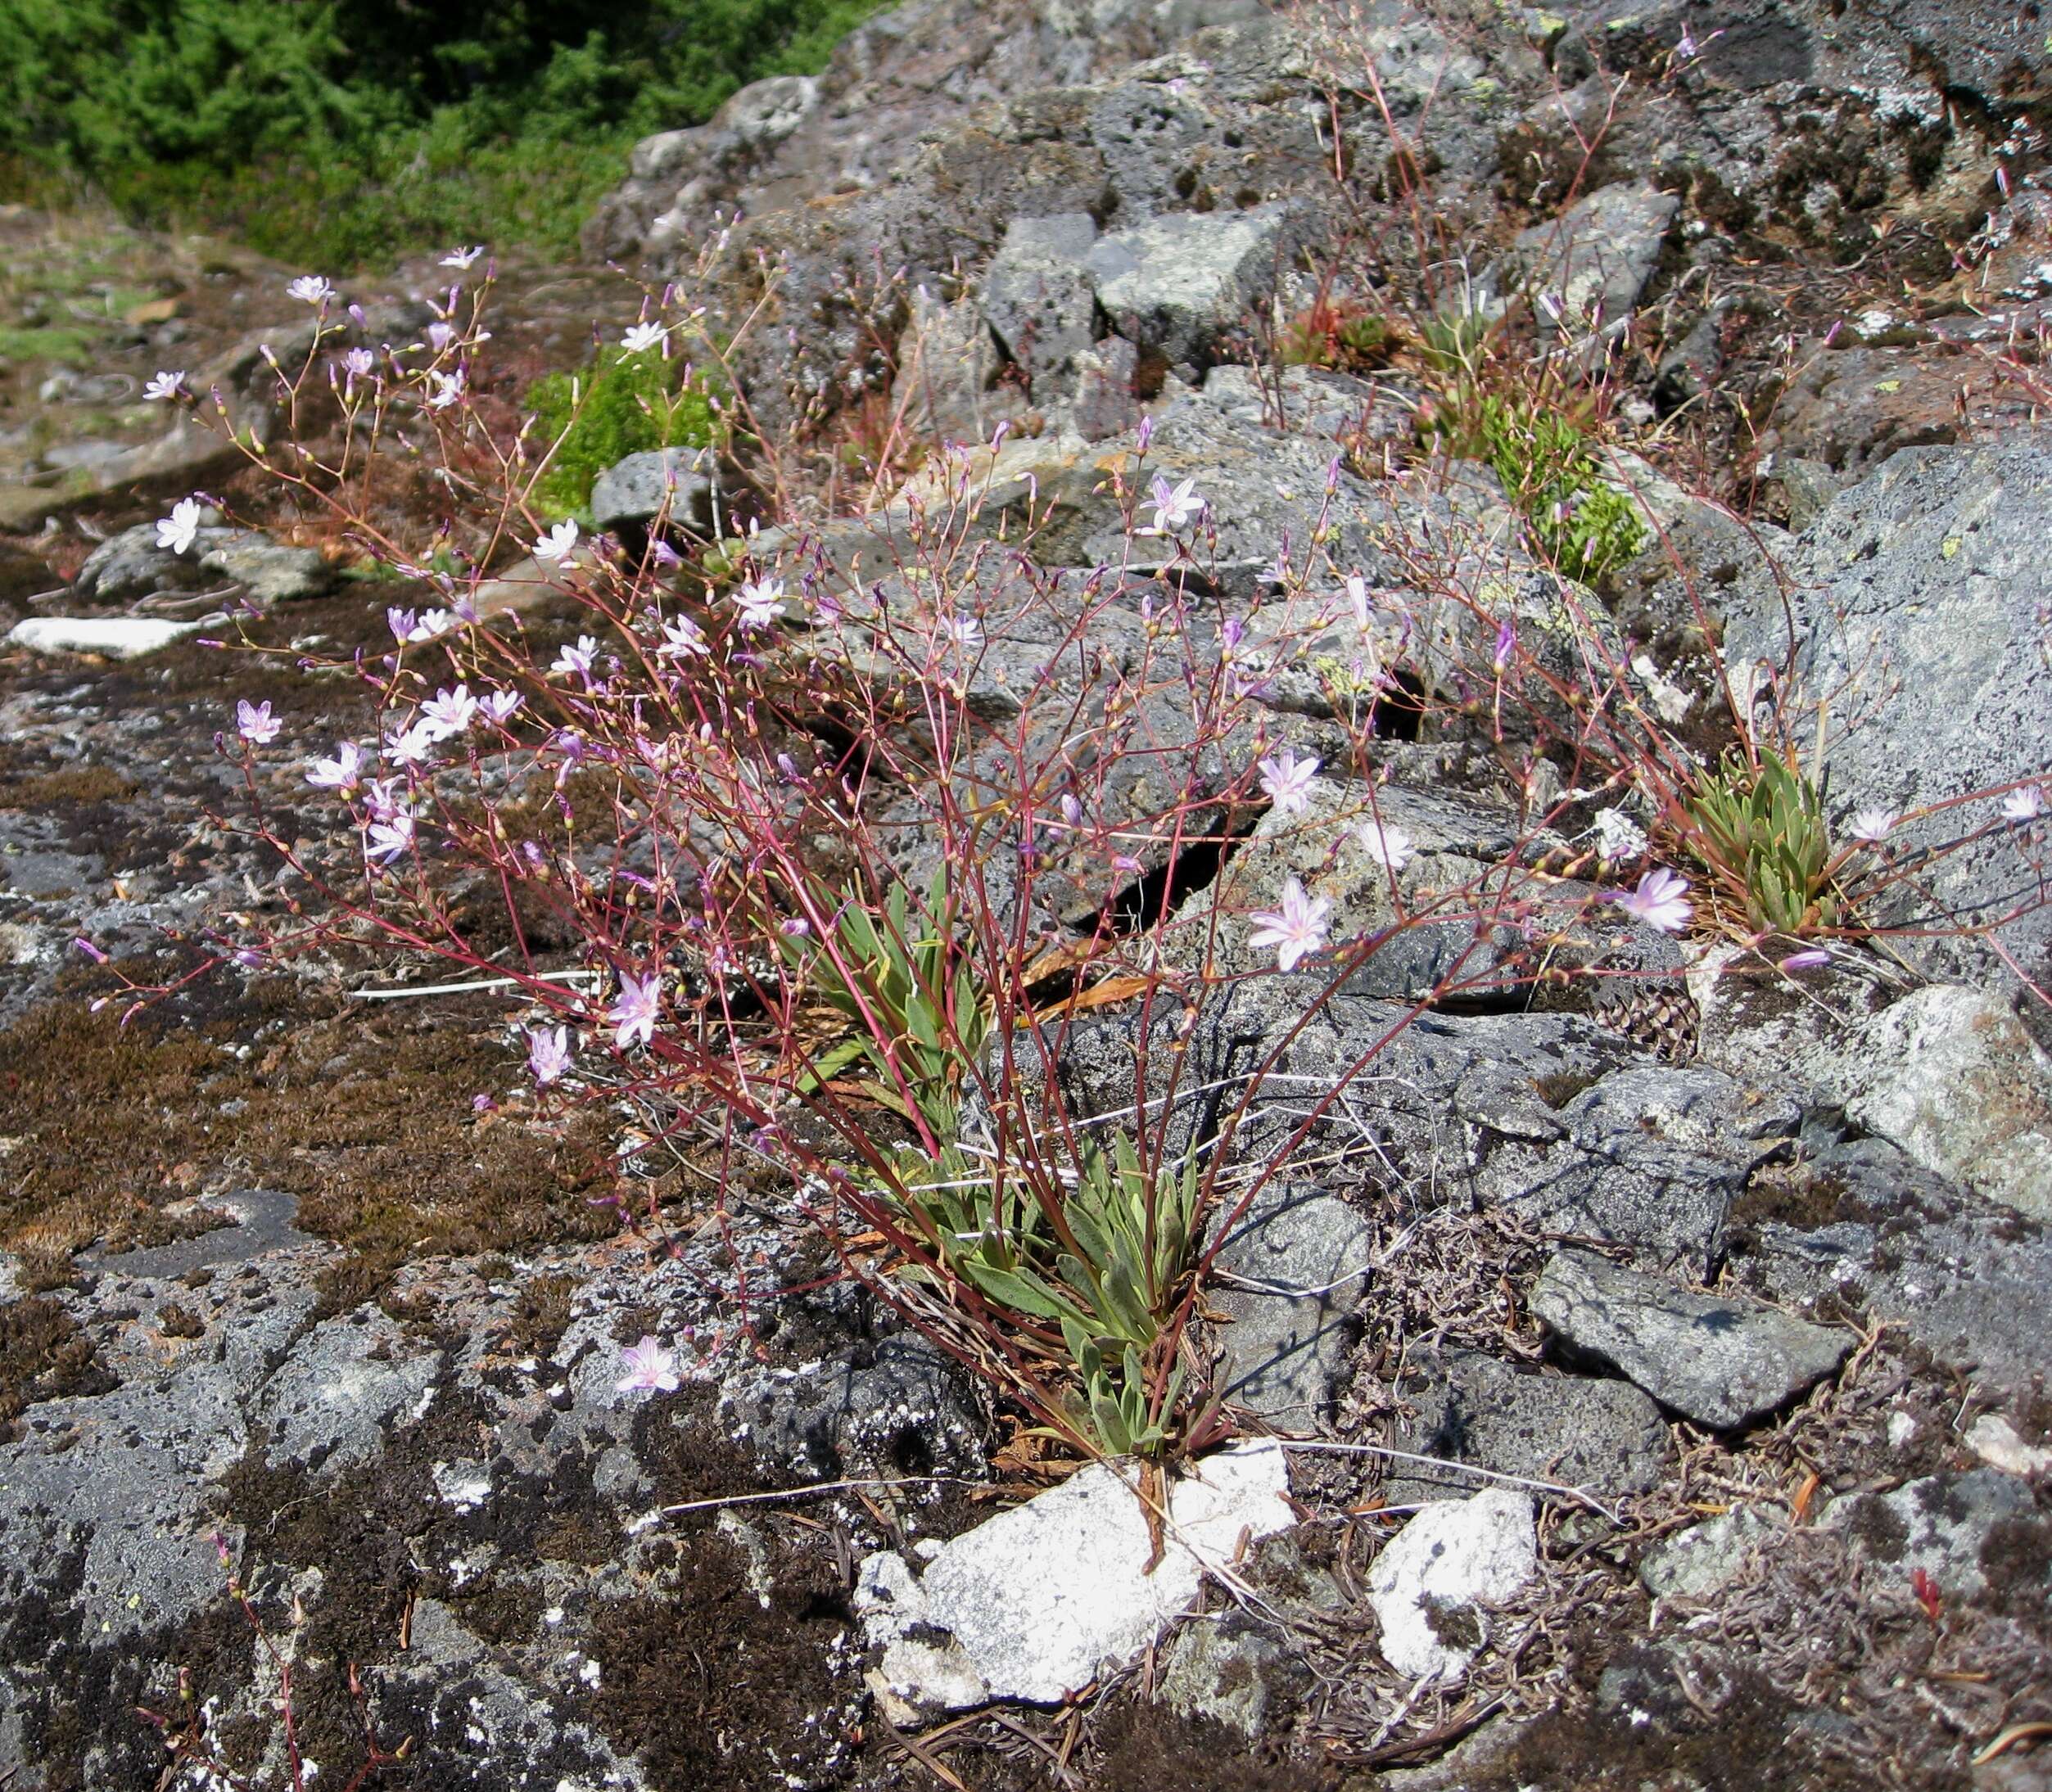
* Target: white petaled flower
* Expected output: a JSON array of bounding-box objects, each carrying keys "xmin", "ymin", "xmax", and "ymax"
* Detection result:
[
  {"xmin": 2001, "ymin": 785, "xmax": 2046, "ymax": 823},
  {"xmin": 427, "ymin": 369, "xmax": 465, "ymax": 410},
  {"xmin": 364, "ymin": 778, "xmax": 405, "ymax": 822},
  {"xmin": 481, "ymin": 688, "xmax": 523, "ymax": 725},
  {"xmin": 1258, "ymin": 749, "xmax": 1321, "ymax": 817},
  {"xmin": 305, "ymin": 740, "xmax": 364, "ymax": 793},
  {"xmin": 553, "ymin": 635, "xmax": 599, "ymax": 680},
  {"xmin": 1358, "ymin": 819, "xmax": 1415, "ymax": 871},
  {"xmin": 616, "ymin": 1335, "xmax": 680, "ymax": 1394},
  {"xmin": 1347, "ymin": 573, "xmax": 1372, "ymax": 631},
  {"xmin": 621, "ymin": 321, "xmax": 669, "ymax": 354},
  {"xmin": 730, "ymin": 577, "xmax": 784, "ymax": 630},
  {"xmin": 384, "ymin": 720, "xmax": 439, "ymax": 769},
  {"xmin": 441, "ymin": 246, "xmax": 485, "ymax": 269},
  {"xmin": 144, "ymin": 370, "xmax": 187, "ymax": 403},
  {"xmin": 657, "ymin": 616, "xmax": 708, "ymax": 659},
  {"xmin": 156, "ymin": 497, "xmax": 205, "ymax": 556},
  {"xmin": 1148, "ymin": 473, "xmax": 1205, "ymax": 533},
  {"xmin": 1608, "ymin": 866, "xmax": 1693, "ymax": 934},
  {"xmin": 534, "ymin": 519, "xmax": 581, "ymax": 564},
  {"xmin": 420, "ymin": 684, "xmax": 479, "ymax": 740},
  {"xmin": 288, "ymin": 275, "xmax": 336, "ymax": 305},
  {"xmin": 235, "ymin": 698, "xmax": 282, "ymax": 746},
  {"xmin": 1846, "ymin": 807, "xmax": 1899, "ymax": 844},
  {"xmin": 426, "ymin": 321, "xmax": 456, "ymax": 354},
  {"xmin": 1591, "ymin": 807, "xmax": 1650, "ymax": 864},
  {"xmin": 940, "ymin": 613, "xmax": 981, "ymax": 649},
  {"xmin": 366, "ymin": 811, "xmax": 415, "ymax": 864},
  {"xmin": 409, "ymin": 608, "xmax": 460, "ymax": 642},
  {"xmin": 1247, "ymin": 877, "xmax": 1332, "ymax": 973}
]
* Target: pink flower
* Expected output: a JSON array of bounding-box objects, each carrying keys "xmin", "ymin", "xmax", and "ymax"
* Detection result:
[
  {"xmin": 527, "ymin": 1025, "xmax": 573, "ymax": 1086},
  {"xmin": 420, "ymin": 684, "xmax": 479, "ymax": 740},
  {"xmin": 1148, "ymin": 474, "xmax": 1204, "ymax": 532},
  {"xmin": 1846, "ymin": 807, "xmax": 1898, "ymax": 844},
  {"xmin": 157, "ymin": 498, "xmax": 204, "ymax": 556},
  {"xmin": 1248, "ymin": 877, "xmax": 1332, "ymax": 972},
  {"xmin": 608, "ymin": 972, "xmax": 662, "ymax": 1050},
  {"xmin": 1347, "ymin": 574, "xmax": 1372, "ymax": 631},
  {"xmin": 236, "ymin": 699, "xmax": 281, "ymax": 745},
  {"xmin": 617, "ymin": 1335, "xmax": 680, "ymax": 1394},
  {"xmin": 1493, "ymin": 618, "xmax": 1517, "ymax": 670},
  {"xmin": 657, "ymin": 616, "xmax": 707, "ymax": 659},
  {"xmin": 481, "ymin": 688, "xmax": 523, "ymax": 725},
  {"xmin": 1780, "ymin": 947, "xmax": 1832, "ymax": 973},
  {"xmin": 940, "ymin": 613, "xmax": 981, "ymax": 649},
  {"xmin": 144, "ymin": 370, "xmax": 188, "ymax": 403},
  {"xmin": 364, "ymin": 778, "xmax": 406, "ymax": 822},
  {"xmin": 1258, "ymin": 750, "xmax": 1320, "ymax": 817},
  {"xmin": 534, "ymin": 519, "xmax": 581, "ymax": 564},
  {"xmin": 366, "ymin": 811, "xmax": 415, "ymax": 864},
  {"xmin": 552, "ymin": 635, "xmax": 599, "ymax": 680},
  {"xmin": 1607, "ymin": 867, "xmax": 1693, "ymax": 933},
  {"xmin": 384, "ymin": 720, "xmax": 439, "ymax": 769},
  {"xmin": 730, "ymin": 578, "xmax": 784, "ymax": 630},
  {"xmin": 305, "ymin": 740, "xmax": 364, "ymax": 792}
]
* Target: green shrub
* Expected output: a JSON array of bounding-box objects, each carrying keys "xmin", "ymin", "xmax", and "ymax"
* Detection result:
[
  {"xmin": 525, "ymin": 346, "xmax": 723, "ymax": 520},
  {"xmin": 0, "ymin": 0, "xmax": 888, "ymax": 264},
  {"xmin": 1471, "ymin": 395, "xmax": 1646, "ymax": 582}
]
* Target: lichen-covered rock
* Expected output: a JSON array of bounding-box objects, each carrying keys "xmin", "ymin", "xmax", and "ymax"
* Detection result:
[
  {"xmin": 1532, "ymin": 1248, "xmax": 1851, "ymax": 1428},
  {"xmin": 1721, "ymin": 440, "xmax": 2052, "ymax": 1018}
]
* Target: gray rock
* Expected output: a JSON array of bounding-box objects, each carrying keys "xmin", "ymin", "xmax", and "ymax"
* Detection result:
[
  {"xmin": 1386, "ymin": 1349, "xmax": 1670, "ymax": 1504},
  {"xmin": 1533, "ymin": 1248, "xmax": 1852, "ymax": 1429},
  {"xmin": 589, "ymin": 445, "xmax": 715, "ymax": 534},
  {"xmin": 1720, "ymin": 440, "xmax": 2052, "ymax": 1015},
  {"xmin": 1020, "ymin": 982, "xmax": 1782, "ymax": 1272},
  {"xmin": 1157, "ymin": 1620, "xmax": 1287, "ymax": 1736},
  {"xmin": 1510, "ymin": 182, "xmax": 1680, "ymax": 339},
  {"xmin": 979, "ymin": 212, "xmax": 1102, "ymax": 398},
  {"xmin": 200, "ymin": 530, "xmax": 332, "ymax": 604},
  {"xmin": 1819, "ymin": 1469, "xmax": 2044, "ymax": 1600},
  {"xmin": 1212, "ymin": 1180, "xmax": 1372, "ymax": 1426},
  {"xmin": 894, "ymin": 289, "xmax": 1031, "ymax": 447},
  {"xmin": 1083, "ymin": 205, "xmax": 1289, "ymax": 370},
  {"xmin": 1729, "ymin": 1137, "xmax": 2052, "ymax": 1402},
  {"xmin": 1638, "ymin": 1506, "xmax": 1782, "ymax": 1599},
  {"xmin": 251, "ymin": 1306, "xmax": 445, "ymax": 1474},
  {"xmin": 74, "ymin": 517, "xmax": 223, "ymax": 605},
  {"xmin": 725, "ymin": 1333, "xmax": 985, "ymax": 1480}
]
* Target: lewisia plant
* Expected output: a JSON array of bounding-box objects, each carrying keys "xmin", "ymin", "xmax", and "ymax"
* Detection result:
[{"xmin": 89, "ymin": 247, "xmax": 1796, "ymax": 1465}]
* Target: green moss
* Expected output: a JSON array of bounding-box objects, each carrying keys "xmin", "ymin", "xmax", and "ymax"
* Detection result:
[
  {"xmin": 525, "ymin": 344, "xmax": 722, "ymax": 520},
  {"xmin": 1438, "ymin": 393, "xmax": 1647, "ymax": 581}
]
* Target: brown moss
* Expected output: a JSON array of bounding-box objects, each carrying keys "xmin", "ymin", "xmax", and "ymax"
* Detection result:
[
  {"xmin": 0, "ymin": 985, "xmax": 615, "ymax": 1300},
  {"xmin": 0, "ymin": 763, "xmax": 140, "ymax": 808},
  {"xmin": 508, "ymin": 1271, "xmax": 578, "ymax": 1356},
  {"xmin": 1083, "ymin": 1699, "xmax": 1331, "ymax": 1792},
  {"xmin": 586, "ymin": 1532, "xmax": 859, "ymax": 1792},
  {"xmin": 0, "ymin": 1296, "xmax": 116, "ymax": 1431}
]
